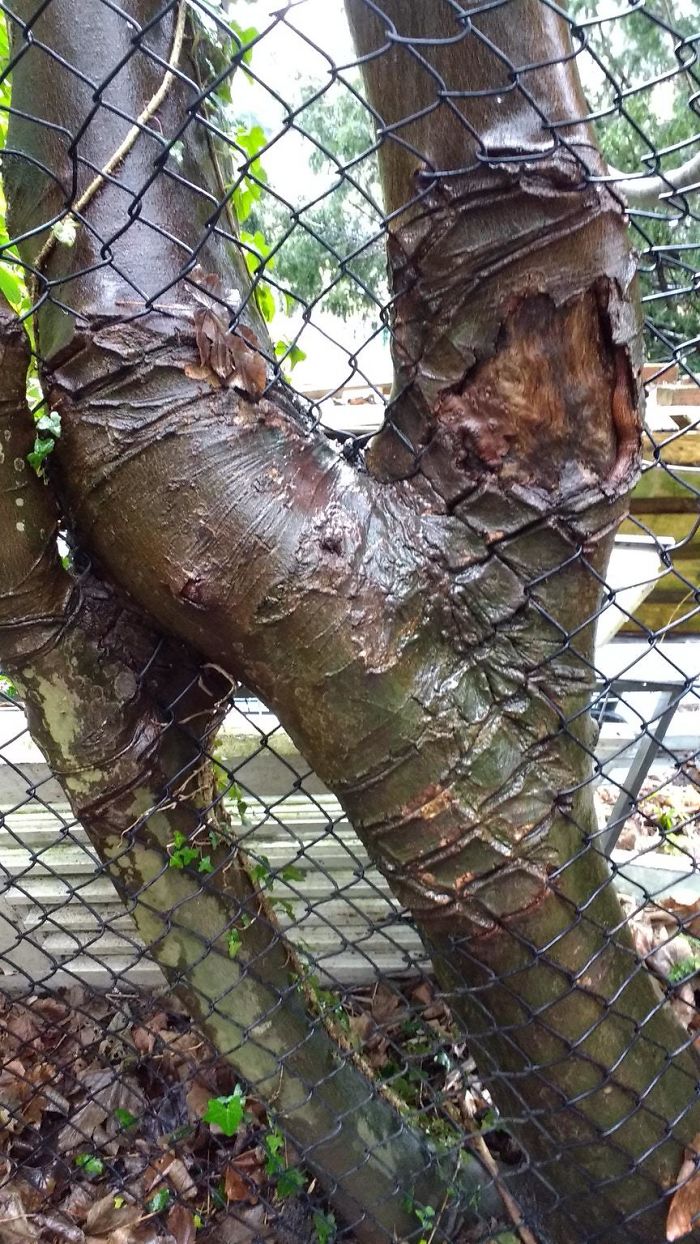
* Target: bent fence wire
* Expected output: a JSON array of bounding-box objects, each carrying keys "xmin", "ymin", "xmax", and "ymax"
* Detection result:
[{"xmin": 0, "ymin": 1, "xmax": 698, "ymax": 1243}]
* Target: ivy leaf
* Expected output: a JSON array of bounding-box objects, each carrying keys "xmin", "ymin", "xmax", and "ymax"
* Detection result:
[
  {"xmin": 271, "ymin": 897, "xmax": 296, "ymax": 922},
  {"xmin": 169, "ymin": 843, "xmax": 199, "ymax": 869},
  {"xmin": 313, "ymin": 1211, "xmax": 337, "ymax": 1244},
  {"xmin": 197, "ymin": 854, "xmax": 213, "ymax": 874},
  {"xmin": 52, "ymin": 215, "xmax": 78, "ymax": 247},
  {"xmin": 114, "ymin": 1108, "xmax": 138, "ymax": 1129},
  {"xmin": 146, "ymin": 1186, "xmax": 171, "ymax": 1214},
  {"xmin": 36, "ymin": 410, "xmax": 61, "ymax": 438},
  {"xmin": 251, "ymin": 856, "xmax": 272, "ymax": 885},
  {"xmin": 27, "ymin": 436, "xmax": 56, "ymax": 474},
  {"xmin": 169, "ymin": 830, "xmax": 201, "ymax": 870},
  {"xmin": 234, "ymin": 127, "xmax": 268, "ymax": 183},
  {"xmin": 75, "ymin": 1153, "xmax": 105, "ymax": 1177},
  {"xmin": 264, "ymin": 1128, "xmax": 285, "ymax": 1176},
  {"xmin": 0, "ymin": 262, "xmax": 26, "ymax": 311},
  {"xmin": 227, "ymin": 928, "xmax": 242, "ymax": 959},
  {"xmin": 202, "ymin": 1087, "xmax": 247, "ymax": 1137},
  {"xmin": 254, "ymin": 282, "xmax": 276, "ymax": 324},
  {"xmin": 276, "ymin": 1166, "xmax": 306, "ymax": 1199},
  {"xmin": 274, "ymin": 340, "xmax": 306, "ymax": 370},
  {"xmin": 228, "ymin": 30, "xmax": 259, "ymax": 68},
  {"xmin": 280, "ymin": 863, "xmax": 304, "ymax": 883}
]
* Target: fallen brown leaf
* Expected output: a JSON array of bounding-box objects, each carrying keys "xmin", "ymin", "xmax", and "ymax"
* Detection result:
[
  {"xmin": 224, "ymin": 1165, "xmax": 251, "ymax": 1204},
  {"xmin": 0, "ymin": 1187, "xmax": 41, "ymax": 1242},
  {"xmin": 184, "ymin": 361, "xmax": 218, "ymax": 387},
  {"xmin": 166, "ymin": 1203, "xmax": 195, "ymax": 1244},
  {"xmin": 144, "ymin": 1153, "xmax": 196, "ymax": 1201},
  {"xmin": 85, "ymin": 1227, "xmax": 159, "ymax": 1244},
  {"xmin": 85, "ymin": 1193, "xmax": 141, "ymax": 1236},
  {"xmin": 58, "ymin": 1070, "xmax": 145, "ymax": 1153},
  {"xmin": 185, "ymin": 1079, "xmax": 212, "ymax": 1123},
  {"xmin": 194, "ymin": 307, "xmax": 237, "ymax": 383},
  {"xmin": 34, "ymin": 1212, "xmax": 84, "ymax": 1243},
  {"xmin": 60, "ymin": 1186, "xmax": 94, "ymax": 1224},
  {"xmin": 210, "ymin": 1203, "xmax": 274, "ymax": 1243},
  {"xmin": 130, "ymin": 1027, "xmax": 155, "ymax": 1057},
  {"xmin": 230, "ymin": 326, "xmax": 267, "ymax": 398}
]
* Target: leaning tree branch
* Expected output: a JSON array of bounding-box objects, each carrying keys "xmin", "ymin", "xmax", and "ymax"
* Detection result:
[
  {"xmin": 607, "ymin": 144, "xmax": 700, "ymax": 209},
  {"xmin": 0, "ymin": 301, "xmax": 500, "ymax": 1241}
]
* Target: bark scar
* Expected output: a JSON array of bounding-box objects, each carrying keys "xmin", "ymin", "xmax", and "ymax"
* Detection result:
[{"xmin": 606, "ymin": 346, "xmax": 641, "ymax": 493}]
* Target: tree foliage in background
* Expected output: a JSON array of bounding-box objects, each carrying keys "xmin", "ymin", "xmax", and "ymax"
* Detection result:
[
  {"xmin": 569, "ymin": 0, "xmax": 700, "ymax": 358},
  {"xmin": 252, "ymin": 2, "xmax": 700, "ymax": 347},
  {"xmin": 252, "ymin": 78, "xmax": 387, "ymax": 322}
]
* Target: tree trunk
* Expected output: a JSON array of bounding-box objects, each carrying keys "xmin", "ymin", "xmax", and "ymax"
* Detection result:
[
  {"xmin": 3, "ymin": 1, "xmax": 699, "ymax": 1240},
  {"xmin": 0, "ymin": 303, "xmax": 497, "ymax": 1242}
]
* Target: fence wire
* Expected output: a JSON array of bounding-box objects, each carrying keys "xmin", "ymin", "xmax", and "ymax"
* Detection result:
[{"xmin": 0, "ymin": 2, "xmax": 698, "ymax": 1243}]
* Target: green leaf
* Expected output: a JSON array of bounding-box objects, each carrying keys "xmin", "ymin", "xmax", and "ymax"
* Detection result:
[
  {"xmin": 313, "ymin": 1211, "xmax": 336, "ymax": 1244},
  {"xmin": 169, "ymin": 845, "xmax": 199, "ymax": 869},
  {"xmin": 227, "ymin": 928, "xmax": 242, "ymax": 959},
  {"xmin": 36, "ymin": 410, "xmax": 61, "ymax": 438},
  {"xmin": 146, "ymin": 1187, "xmax": 171, "ymax": 1214},
  {"xmin": 0, "ymin": 262, "xmax": 26, "ymax": 310},
  {"xmin": 26, "ymin": 374, "xmax": 44, "ymax": 408},
  {"xmin": 235, "ymin": 124, "xmax": 267, "ymax": 159},
  {"xmin": 658, "ymin": 810, "xmax": 677, "ymax": 833},
  {"xmin": 75, "ymin": 1153, "xmax": 104, "ymax": 1177},
  {"xmin": 254, "ymin": 282, "xmax": 276, "ymax": 324},
  {"xmin": 113, "ymin": 1196, "xmax": 125, "ymax": 1209},
  {"xmin": 274, "ymin": 340, "xmax": 307, "ymax": 371},
  {"xmin": 232, "ymin": 184, "xmax": 258, "ymax": 224},
  {"xmin": 27, "ymin": 436, "xmax": 56, "ymax": 474},
  {"xmin": 270, "ymin": 897, "xmax": 296, "ymax": 922},
  {"xmin": 229, "ymin": 22, "xmax": 259, "ymax": 65},
  {"xmin": 264, "ymin": 1128, "xmax": 285, "ymax": 1175},
  {"xmin": 276, "ymin": 1166, "xmax": 306, "ymax": 1199},
  {"xmin": 169, "ymin": 831, "xmax": 200, "ymax": 869},
  {"xmin": 279, "ymin": 863, "xmax": 304, "ymax": 883},
  {"xmin": 197, "ymin": 854, "xmax": 213, "ymax": 874},
  {"xmin": 251, "ymin": 856, "xmax": 272, "ymax": 885},
  {"xmin": 114, "ymin": 1108, "xmax": 137, "ymax": 1129},
  {"xmin": 202, "ymin": 1086, "xmax": 247, "ymax": 1137},
  {"xmin": 52, "ymin": 215, "xmax": 78, "ymax": 247}
]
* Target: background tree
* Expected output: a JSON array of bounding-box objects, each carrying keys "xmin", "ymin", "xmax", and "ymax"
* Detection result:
[
  {"xmin": 253, "ymin": 78, "xmax": 388, "ymax": 322},
  {"xmin": 569, "ymin": 0, "xmax": 700, "ymax": 359},
  {"xmin": 0, "ymin": 2, "xmax": 699, "ymax": 1242}
]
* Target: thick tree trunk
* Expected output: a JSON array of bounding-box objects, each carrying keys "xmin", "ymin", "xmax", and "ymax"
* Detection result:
[
  {"xmin": 0, "ymin": 301, "xmax": 498, "ymax": 1243},
  {"xmin": 3, "ymin": 1, "xmax": 699, "ymax": 1240}
]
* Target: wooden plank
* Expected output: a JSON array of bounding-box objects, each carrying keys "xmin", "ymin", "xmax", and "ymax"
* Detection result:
[
  {"xmin": 642, "ymin": 363, "xmax": 679, "ymax": 384},
  {"xmin": 656, "ymin": 385, "xmax": 700, "ymax": 407},
  {"xmin": 631, "ymin": 464, "xmax": 699, "ymax": 502},
  {"xmin": 642, "ymin": 430, "xmax": 700, "ymax": 466},
  {"xmin": 621, "ymin": 513, "xmax": 700, "ymax": 546},
  {"xmin": 620, "ymin": 603, "xmax": 700, "ymax": 635}
]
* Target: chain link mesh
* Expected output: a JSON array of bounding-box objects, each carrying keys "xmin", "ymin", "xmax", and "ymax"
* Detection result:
[{"xmin": 0, "ymin": 1, "xmax": 698, "ymax": 1241}]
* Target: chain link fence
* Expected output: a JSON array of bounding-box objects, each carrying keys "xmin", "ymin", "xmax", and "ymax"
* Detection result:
[{"xmin": 0, "ymin": 1, "xmax": 698, "ymax": 1242}]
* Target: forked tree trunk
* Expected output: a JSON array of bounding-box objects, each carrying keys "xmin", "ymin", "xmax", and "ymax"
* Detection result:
[
  {"xmin": 2, "ymin": 1, "xmax": 699, "ymax": 1241},
  {"xmin": 0, "ymin": 303, "xmax": 497, "ymax": 1242}
]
